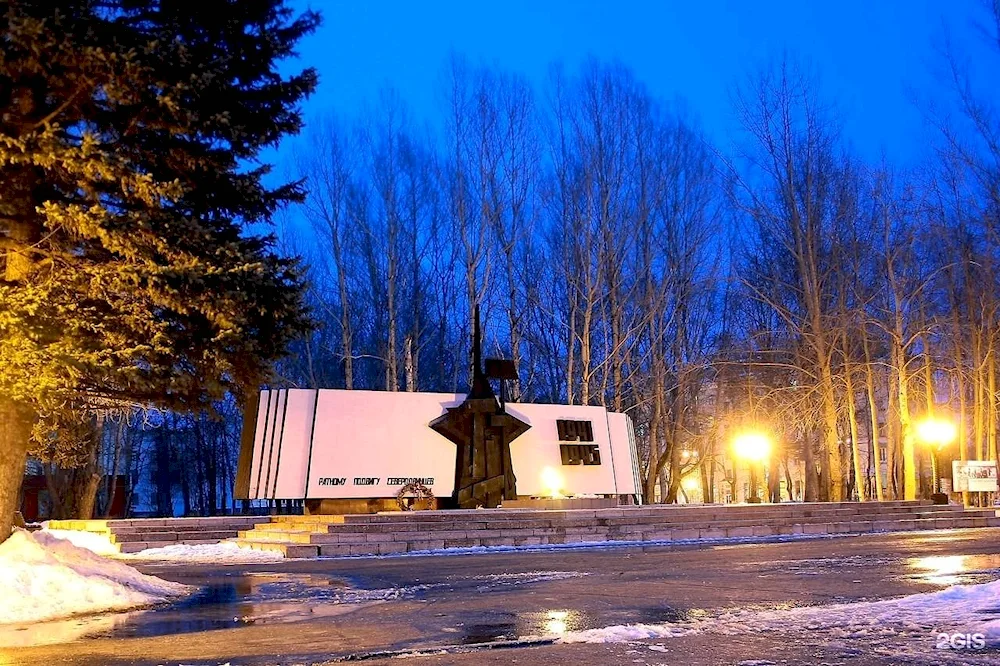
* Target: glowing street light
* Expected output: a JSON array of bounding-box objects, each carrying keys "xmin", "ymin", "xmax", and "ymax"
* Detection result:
[
  {"xmin": 732, "ymin": 432, "xmax": 772, "ymax": 462},
  {"xmin": 916, "ymin": 418, "xmax": 957, "ymax": 448},
  {"xmin": 732, "ymin": 430, "xmax": 773, "ymax": 503},
  {"xmin": 915, "ymin": 416, "xmax": 958, "ymax": 505}
]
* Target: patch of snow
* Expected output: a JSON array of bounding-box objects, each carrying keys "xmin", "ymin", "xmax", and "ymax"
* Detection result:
[
  {"xmin": 357, "ymin": 531, "xmax": 864, "ymax": 561},
  {"xmin": 556, "ymin": 622, "xmax": 694, "ymax": 643},
  {"xmin": 543, "ymin": 576, "xmax": 1000, "ymax": 652},
  {"xmin": 717, "ymin": 577, "xmax": 1000, "ymax": 641},
  {"xmin": 472, "ymin": 570, "xmax": 588, "ymax": 590},
  {"xmin": 39, "ymin": 528, "xmax": 283, "ymax": 563},
  {"xmin": 41, "ymin": 528, "xmax": 120, "ymax": 556},
  {"xmin": 0, "ymin": 530, "xmax": 192, "ymax": 625},
  {"xmin": 127, "ymin": 541, "xmax": 284, "ymax": 563}
]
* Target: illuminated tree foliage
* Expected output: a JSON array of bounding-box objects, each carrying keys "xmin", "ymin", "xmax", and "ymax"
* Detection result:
[{"xmin": 0, "ymin": 0, "xmax": 317, "ymax": 538}]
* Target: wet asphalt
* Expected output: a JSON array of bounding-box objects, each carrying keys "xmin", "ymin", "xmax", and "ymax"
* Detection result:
[{"xmin": 3, "ymin": 528, "xmax": 1000, "ymax": 666}]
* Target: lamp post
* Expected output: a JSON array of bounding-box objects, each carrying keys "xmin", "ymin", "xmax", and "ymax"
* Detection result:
[
  {"xmin": 732, "ymin": 431, "xmax": 772, "ymax": 504},
  {"xmin": 915, "ymin": 417, "xmax": 957, "ymax": 505}
]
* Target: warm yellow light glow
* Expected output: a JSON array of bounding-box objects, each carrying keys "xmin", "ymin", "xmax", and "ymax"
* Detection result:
[
  {"xmin": 682, "ymin": 476, "xmax": 700, "ymax": 492},
  {"xmin": 541, "ymin": 466, "xmax": 564, "ymax": 498},
  {"xmin": 910, "ymin": 555, "xmax": 967, "ymax": 585},
  {"xmin": 544, "ymin": 610, "xmax": 569, "ymax": 634},
  {"xmin": 916, "ymin": 417, "xmax": 958, "ymax": 448},
  {"xmin": 732, "ymin": 431, "xmax": 772, "ymax": 462}
]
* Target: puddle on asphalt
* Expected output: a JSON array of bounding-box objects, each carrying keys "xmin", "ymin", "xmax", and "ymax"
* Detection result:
[
  {"xmin": 747, "ymin": 553, "xmax": 1000, "ymax": 587},
  {"xmin": 451, "ymin": 605, "xmax": 687, "ymax": 644},
  {"xmin": 2, "ymin": 569, "xmax": 617, "ymax": 650},
  {"xmin": 904, "ymin": 553, "xmax": 1000, "ymax": 585},
  {"xmin": 0, "ymin": 572, "xmax": 365, "ymax": 648}
]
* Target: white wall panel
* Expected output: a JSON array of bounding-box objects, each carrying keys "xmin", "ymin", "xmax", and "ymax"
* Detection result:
[
  {"xmin": 257, "ymin": 389, "xmax": 287, "ymax": 498},
  {"xmin": 608, "ymin": 412, "xmax": 640, "ymax": 496},
  {"xmin": 248, "ymin": 390, "xmax": 273, "ymax": 498},
  {"xmin": 269, "ymin": 389, "xmax": 317, "ymax": 499},
  {"xmin": 304, "ymin": 390, "xmax": 463, "ymax": 499},
  {"xmin": 507, "ymin": 403, "xmax": 619, "ymax": 496},
  {"xmin": 249, "ymin": 389, "xmax": 641, "ymax": 501}
]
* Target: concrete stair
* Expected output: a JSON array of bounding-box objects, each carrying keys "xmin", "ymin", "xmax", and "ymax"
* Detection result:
[
  {"xmin": 48, "ymin": 516, "xmax": 272, "ymax": 553},
  {"xmin": 230, "ymin": 501, "xmax": 1000, "ymax": 558}
]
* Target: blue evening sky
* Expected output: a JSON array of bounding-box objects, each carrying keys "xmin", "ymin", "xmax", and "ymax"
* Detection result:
[{"xmin": 278, "ymin": 0, "xmax": 991, "ymax": 169}]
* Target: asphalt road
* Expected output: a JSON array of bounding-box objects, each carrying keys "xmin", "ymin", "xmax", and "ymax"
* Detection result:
[{"xmin": 5, "ymin": 528, "xmax": 1000, "ymax": 666}]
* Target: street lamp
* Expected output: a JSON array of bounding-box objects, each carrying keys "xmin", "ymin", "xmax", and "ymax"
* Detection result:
[
  {"xmin": 915, "ymin": 416, "xmax": 957, "ymax": 505},
  {"xmin": 732, "ymin": 431, "xmax": 772, "ymax": 504}
]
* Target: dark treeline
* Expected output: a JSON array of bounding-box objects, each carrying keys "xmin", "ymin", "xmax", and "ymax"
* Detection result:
[
  {"xmin": 30, "ymin": 6, "xmax": 1000, "ymax": 516},
  {"xmin": 275, "ymin": 36, "xmax": 1000, "ymax": 506}
]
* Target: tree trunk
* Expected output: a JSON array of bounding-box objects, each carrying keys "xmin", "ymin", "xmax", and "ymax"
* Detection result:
[
  {"xmin": 953, "ymin": 317, "xmax": 969, "ymax": 505},
  {"xmin": 0, "ymin": 398, "xmax": 33, "ymax": 540},
  {"xmin": 842, "ymin": 332, "xmax": 865, "ymax": 501},
  {"xmin": 404, "ymin": 335, "xmax": 416, "ymax": 392},
  {"xmin": 895, "ymin": 338, "xmax": 917, "ymax": 500},
  {"xmin": 989, "ymin": 350, "xmax": 997, "ymax": 462},
  {"xmin": 804, "ymin": 431, "xmax": 818, "ymax": 501},
  {"xmin": 784, "ymin": 454, "xmax": 794, "ymax": 501},
  {"xmin": 863, "ymin": 333, "xmax": 885, "ymax": 501}
]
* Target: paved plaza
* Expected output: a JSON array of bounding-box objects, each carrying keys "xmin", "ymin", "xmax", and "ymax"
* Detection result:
[{"xmin": 5, "ymin": 528, "xmax": 1000, "ymax": 665}]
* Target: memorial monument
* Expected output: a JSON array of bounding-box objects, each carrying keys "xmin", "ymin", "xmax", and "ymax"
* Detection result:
[{"xmin": 429, "ymin": 307, "xmax": 530, "ymax": 508}]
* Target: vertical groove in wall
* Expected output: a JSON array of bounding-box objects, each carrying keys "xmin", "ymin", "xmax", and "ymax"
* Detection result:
[
  {"xmin": 263, "ymin": 389, "xmax": 287, "ymax": 501},
  {"xmin": 604, "ymin": 413, "xmax": 619, "ymax": 495},
  {"xmin": 626, "ymin": 416, "xmax": 642, "ymax": 504},
  {"xmin": 303, "ymin": 389, "xmax": 321, "ymax": 500},
  {"xmin": 253, "ymin": 390, "xmax": 275, "ymax": 498},
  {"xmin": 269, "ymin": 389, "xmax": 291, "ymax": 500}
]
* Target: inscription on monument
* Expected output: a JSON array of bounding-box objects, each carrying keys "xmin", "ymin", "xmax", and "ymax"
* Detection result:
[
  {"xmin": 557, "ymin": 419, "xmax": 594, "ymax": 442},
  {"xmin": 317, "ymin": 477, "xmax": 387, "ymax": 486},
  {"xmin": 318, "ymin": 477, "xmax": 347, "ymax": 486},
  {"xmin": 560, "ymin": 444, "xmax": 601, "ymax": 465},
  {"xmin": 386, "ymin": 477, "xmax": 435, "ymax": 486}
]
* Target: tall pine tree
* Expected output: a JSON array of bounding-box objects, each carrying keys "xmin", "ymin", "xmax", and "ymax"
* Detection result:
[{"xmin": 0, "ymin": 0, "xmax": 318, "ymax": 538}]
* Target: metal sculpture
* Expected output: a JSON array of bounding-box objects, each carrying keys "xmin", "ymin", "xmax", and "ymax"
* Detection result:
[{"xmin": 429, "ymin": 306, "xmax": 530, "ymax": 508}]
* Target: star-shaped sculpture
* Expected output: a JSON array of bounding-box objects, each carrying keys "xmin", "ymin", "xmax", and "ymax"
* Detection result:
[{"xmin": 429, "ymin": 307, "xmax": 530, "ymax": 508}]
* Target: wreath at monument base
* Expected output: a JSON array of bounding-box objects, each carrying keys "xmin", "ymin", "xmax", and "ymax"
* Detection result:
[{"xmin": 396, "ymin": 481, "xmax": 435, "ymax": 511}]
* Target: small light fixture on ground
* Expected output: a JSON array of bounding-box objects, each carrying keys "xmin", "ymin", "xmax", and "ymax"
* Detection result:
[
  {"xmin": 732, "ymin": 430, "xmax": 772, "ymax": 503},
  {"xmin": 541, "ymin": 466, "xmax": 565, "ymax": 498},
  {"xmin": 915, "ymin": 416, "xmax": 958, "ymax": 505}
]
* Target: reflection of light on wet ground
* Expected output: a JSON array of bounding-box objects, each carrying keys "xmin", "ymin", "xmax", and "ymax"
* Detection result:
[
  {"xmin": 0, "ymin": 614, "xmax": 124, "ymax": 648},
  {"xmin": 903, "ymin": 553, "xmax": 1000, "ymax": 586},
  {"xmin": 7, "ymin": 569, "xmax": 602, "ymax": 649},
  {"xmin": 0, "ymin": 572, "xmax": 363, "ymax": 648},
  {"xmin": 909, "ymin": 555, "xmax": 968, "ymax": 585},
  {"xmin": 544, "ymin": 610, "xmax": 569, "ymax": 634},
  {"xmin": 455, "ymin": 606, "xmax": 684, "ymax": 645}
]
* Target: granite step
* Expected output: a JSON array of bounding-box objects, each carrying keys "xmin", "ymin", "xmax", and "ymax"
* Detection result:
[{"xmin": 231, "ymin": 501, "xmax": 1000, "ymax": 559}]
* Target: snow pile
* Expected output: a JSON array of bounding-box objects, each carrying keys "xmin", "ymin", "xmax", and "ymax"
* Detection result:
[
  {"xmin": 0, "ymin": 529, "xmax": 192, "ymax": 624},
  {"xmin": 472, "ymin": 570, "xmax": 588, "ymax": 590},
  {"xmin": 720, "ymin": 577, "xmax": 1000, "ymax": 640},
  {"xmin": 550, "ymin": 577, "xmax": 1000, "ymax": 645},
  {"xmin": 41, "ymin": 528, "xmax": 121, "ymax": 556},
  {"xmin": 558, "ymin": 622, "xmax": 693, "ymax": 643},
  {"xmin": 128, "ymin": 541, "xmax": 284, "ymax": 563},
  {"xmin": 39, "ymin": 528, "xmax": 284, "ymax": 563}
]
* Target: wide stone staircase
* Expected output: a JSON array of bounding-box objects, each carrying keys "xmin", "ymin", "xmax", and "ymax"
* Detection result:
[
  {"xmin": 48, "ymin": 516, "xmax": 272, "ymax": 553},
  {"xmin": 231, "ymin": 500, "xmax": 1000, "ymax": 558}
]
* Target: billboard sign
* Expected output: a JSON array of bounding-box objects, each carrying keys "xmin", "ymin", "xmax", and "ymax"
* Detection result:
[{"xmin": 952, "ymin": 461, "xmax": 999, "ymax": 493}]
